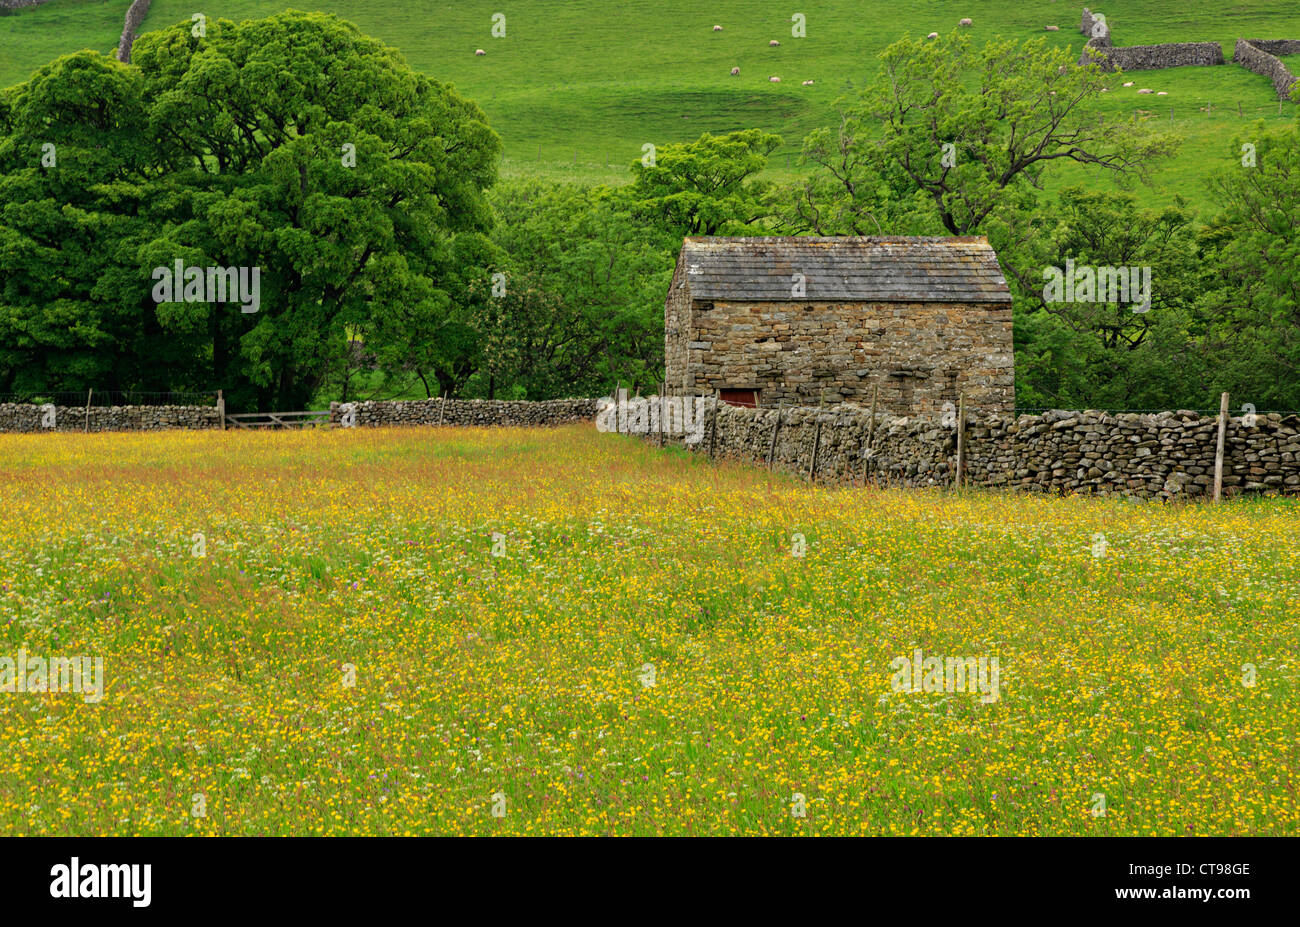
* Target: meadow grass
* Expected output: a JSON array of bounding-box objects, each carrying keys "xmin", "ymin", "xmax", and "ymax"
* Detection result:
[
  {"xmin": 0, "ymin": 425, "xmax": 1296, "ymax": 835},
  {"xmin": 2, "ymin": 1, "xmax": 1298, "ymax": 209}
]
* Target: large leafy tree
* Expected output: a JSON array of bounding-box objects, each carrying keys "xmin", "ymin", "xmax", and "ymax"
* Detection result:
[
  {"xmin": 628, "ymin": 129, "xmax": 780, "ymax": 240},
  {"xmin": 780, "ymin": 109, "xmax": 942, "ymax": 236},
  {"xmin": 130, "ymin": 11, "xmax": 500, "ymax": 410},
  {"xmin": 802, "ymin": 33, "xmax": 1174, "ymax": 236},
  {"xmin": 0, "ymin": 11, "xmax": 500, "ymax": 410},
  {"xmin": 995, "ymin": 187, "xmax": 1208, "ymax": 409},
  {"xmin": 1197, "ymin": 126, "xmax": 1300, "ymax": 409},
  {"xmin": 478, "ymin": 180, "xmax": 672, "ymax": 398},
  {"xmin": 0, "ymin": 53, "xmax": 171, "ymax": 395}
]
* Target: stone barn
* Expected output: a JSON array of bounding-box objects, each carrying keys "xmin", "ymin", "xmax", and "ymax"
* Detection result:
[{"xmin": 664, "ymin": 236, "xmax": 1015, "ymax": 413}]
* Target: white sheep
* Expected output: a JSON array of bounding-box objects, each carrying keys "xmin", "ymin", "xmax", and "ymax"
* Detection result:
[
  {"xmin": 1137, "ymin": 88, "xmax": 1153, "ymax": 94},
  {"xmin": 475, "ymin": 49, "xmax": 485, "ymax": 56},
  {"xmin": 1156, "ymin": 91, "xmax": 1168, "ymax": 95},
  {"xmin": 713, "ymin": 25, "xmax": 723, "ymax": 32},
  {"xmin": 770, "ymin": 39, "xmax": 781, "ymax": 46},
  {"xmin": 1122, "ymin": 81, "xmax": 1134, "ymax": 87},
  {"xmin": 802, "ymin": 79, "xmax": 815, "ymax": 85},
  {"xmin": 927, "ymin": 32, "xmax": 939, "ymax": 39},
  {"xmin": 1045, "ymin": 25, "xmax": 1060, "ymax": 32},
  {"xmin": 959, "ymin": 18, "xmax": 972, "ymax": 27},
  {"xmin": 769, "ymin": 76, "xmax": 781, "ymax": 82},
  {"xmin": 730, "ymin": 67, "xmax": 740, "ymax": 76}
]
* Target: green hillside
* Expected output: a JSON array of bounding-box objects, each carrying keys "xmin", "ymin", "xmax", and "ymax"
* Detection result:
[{"xmin": 2, "ymin": 0, "xmax": 1299, "ymax": 207}]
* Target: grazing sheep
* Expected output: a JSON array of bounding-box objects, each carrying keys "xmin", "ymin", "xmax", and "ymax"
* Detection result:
[
  {"xmin": 1100, "ymin": 87, "xmax": 1109, "ymax": 92},
  {"xmin": 1137, "ymin": 88, "xmax": 1153, "ymax": 94},
  {"xmin": 475, "ymin": 49, "xmax": 485, "ymax": 56},
  {"xmin": 1156, "ymin": 91, "xmax": 1168, "ymax": 95},
  {"xmin": 927, "ymin": 32, "xmax": 939, "ymax": 39},
  {"xmin": 801, "ymin": 79, "xmax": 814, "ymax": 85},
  {"xmin": 713, "ymin": 25, "xmax": 723, "ymax": 32},
  {"xmin": 769, "ymin": 76, "xmax": 781, "ymax": 82},
  {"xmin": 730, "ymin": 67, "xmax": 740, "ymax": 76},
  {"xmin": 770, "ymin": 39, "xmax": 780, "ymax": 46},
  {"xmin": 959, "ymin": 18, "xmax": 972, "ymax": 27},
  {"xmin": 1122, "ymin": 81, "xmax": 1134, "ymax": 87},
  {"xmin": 1045, "ymin": 25, "xmax": 1060, "ymax": 31}
]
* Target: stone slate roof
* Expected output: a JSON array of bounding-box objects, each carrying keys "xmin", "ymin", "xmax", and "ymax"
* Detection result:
[{"xmin": 677, "ymin": 236, "xmax": 1013, "ymax": 304}]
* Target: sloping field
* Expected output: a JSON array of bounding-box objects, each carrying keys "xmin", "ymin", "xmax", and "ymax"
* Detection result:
[{"xmin": 1, "ymin": 1, "xmax": 1298, "ymax": 205}]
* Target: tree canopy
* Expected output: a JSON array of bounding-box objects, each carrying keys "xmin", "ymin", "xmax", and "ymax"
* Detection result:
[{"xmin": 0, "ymin": 11, "xmax": 500, "ymax": 410}]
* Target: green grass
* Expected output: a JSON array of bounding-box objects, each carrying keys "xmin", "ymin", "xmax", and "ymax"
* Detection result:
[
  {"xmin": 2, "ymin": 0, "xmax": 1299, "ymax": 209},
  {"xmin": 1, "ymin": 425, "xmax": 1297, "ymax": 835}
]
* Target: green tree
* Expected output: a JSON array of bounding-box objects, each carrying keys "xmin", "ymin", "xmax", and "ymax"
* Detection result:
[
  {"xmin": 0, "ymin": 12, "xmax": 501, "ymax": 410},
  {"xmin": 130, "ymin": 11, "xmax": 500, "ymax": 410},
  {"xmin": 808, "ymin": 33, "xmax": 1174, "ymax": 236},
  {"xmin": 628, "ymin": 130, "xmax": 781, "ymax": 240},
  {"xmin": 1198, "ymin": 125, "xmax": 1300, "ymax": 409},
  {"xmin": 780, "ymin": 109, "xmax": 942, "ymax": 236},
  {"xmin": 0, "ymin": 53, "xmax": 180, "ymax": 395},
  {"xmin": 999, "ymin": 187, "xmax": 1209, "ymax": 409},
  {"xmin": 479, "ymin": 180, "xmax": 672, "ymax": 398}
]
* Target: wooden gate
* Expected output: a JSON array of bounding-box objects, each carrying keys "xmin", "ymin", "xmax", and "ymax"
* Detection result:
[{"xmin": 224, "ymin": 410, "xmax": 332, "ymax": 429}]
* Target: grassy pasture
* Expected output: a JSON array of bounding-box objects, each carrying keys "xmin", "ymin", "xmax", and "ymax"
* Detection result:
[
  {"xmin": 0, "ymin": 426, "xmax": 1295, "ymax": 835},
  {"xmin": 1, "ymin": 1, "xmax": 1298, "ymax": 208}
]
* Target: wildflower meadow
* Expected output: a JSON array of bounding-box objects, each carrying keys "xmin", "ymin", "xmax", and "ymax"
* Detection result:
[{"xmin": 1, "ymin": 426, "xmax": 1295, "ymax": 836}]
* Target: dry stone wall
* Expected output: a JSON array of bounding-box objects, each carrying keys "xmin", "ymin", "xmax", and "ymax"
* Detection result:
[
  {"xmin": 329, "ymin": 398, "xmax": 599, "ymax": 428},
  {"xmin": 1080, "ymin": 8, "xmax": 1111, "ymax": 48},
  {"xmin": 1233, "ymin": 39, "xmax": 1300, "ymax": 101},
  {"xmin": 5, "ymin": 395, "xmax": 1295, "ymax": 501},
  {"xmin": 666, "ymin": 403, "xmax": 1300, "ymax": 500},
  {"xmin": 116, "ymin": 0, "xmax": 153, "ymax": 63},
  {"xmin": 1079, "ymin": 9, "xmax": 1223, "ymax": 71},
  {"xmin": 0, "ymin": 403, "xmax": 220, "ymax": 432},
  {"xmin": 1094, "ymin": 43, "xmax": 1224, "ymax": 72}
]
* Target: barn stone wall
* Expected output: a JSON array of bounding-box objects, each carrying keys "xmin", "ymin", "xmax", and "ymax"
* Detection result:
[
  {"xmin": 679, "ymin": 299, "xmax": 1014, "ymax": 414},
  {"xmin": 663, "ymin": 403, "xmax": 1299, "ymax": 499},
  {"xmin": 664, "ymin": 257, "xmax": 693, "ymax": 394}
]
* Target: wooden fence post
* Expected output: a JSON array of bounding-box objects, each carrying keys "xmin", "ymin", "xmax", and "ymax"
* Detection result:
[
  {"xmin": 217, "ymin": 389, "xmax": 225, "ymax": 431},
  {"xmin": 1213, "ymin": 391, "xmax": 1229, "ymax": 502},
  {"xmin": 767, "ymin": 402, "xmax": 784, "ymax": 470},
  {"xmin": 955, "ymin": 392, "xmax": 966, "ymax": 490},
  {"xmin": 808, "ymin": 391, "xmax": 824, "ymax": 481},
  {"xmin": 861, "ymin": 386, "xmax": 878, "ymax": 486},
  {"xmin": 438, "ymin": 395, "xmax": 446, "ymax": 426},
  {"xmin": 657, "ymin": 382, "xmax": 665, "ymax": 447},
  {"xmin": 708, "ymin": 389, "xmax": 720, "ymax": 458},
  {"xmin": 84, "ymin": 388, "xmax": 92, "ymax": 433}
]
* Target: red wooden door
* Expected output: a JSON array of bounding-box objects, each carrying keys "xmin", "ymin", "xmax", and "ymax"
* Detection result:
[{"xmin": 720, "ymin": 389, "xmax": 759, "ymax": 408}]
